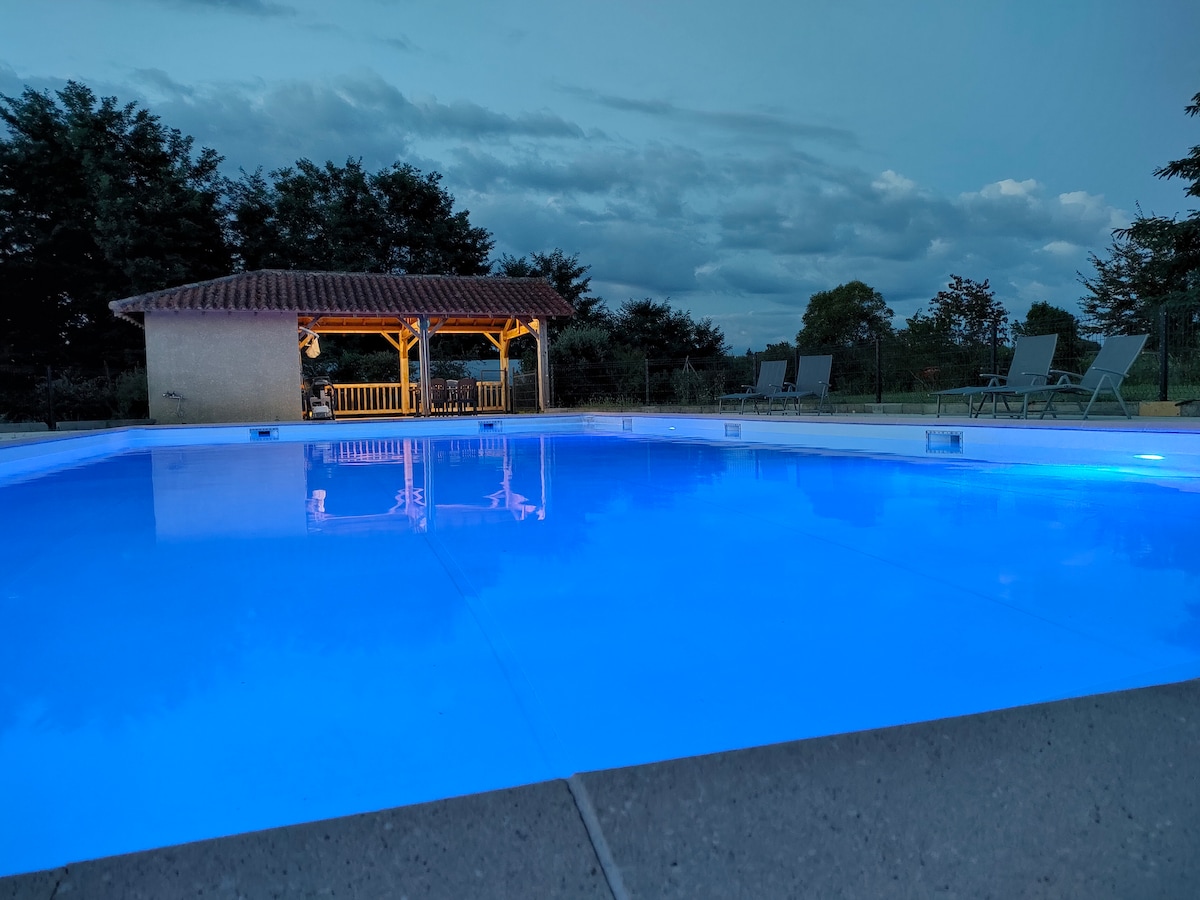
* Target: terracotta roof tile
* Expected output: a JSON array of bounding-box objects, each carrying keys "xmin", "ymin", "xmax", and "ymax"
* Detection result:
[{"xmin": 109, "ymin": 270, "xmax": 575, "ymax": 318}]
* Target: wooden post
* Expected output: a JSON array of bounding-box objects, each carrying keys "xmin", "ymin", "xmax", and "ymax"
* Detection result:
[
  {"xmin": 499, "ymin": 334, "xmax": 510, "ymax": 413},
  {"xmin": 399, "ymin": 336, "xmax": 412, "ymax": 414},
  {"xmin": 534, "ymin": 318, "xmax": 550, "ymax": 412},
  {"xmin": 418, "ymin": 316, "xmax": 432, "ymax": 416}
]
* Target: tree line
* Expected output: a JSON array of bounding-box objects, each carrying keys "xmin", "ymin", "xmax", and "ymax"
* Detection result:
[
  {"xmin": 0, "ymin": 81, "xmax": 731, "ymax": 414},
  {"xmin": 756, "ymin": 89, "xmax": 1200, "ymax": 396},
  {"xmin": 2, "ymin": 79, "xmax": 1196, "ymax": 413}
]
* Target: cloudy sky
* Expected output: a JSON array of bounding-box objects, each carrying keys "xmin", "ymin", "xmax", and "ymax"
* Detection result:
[{"xmin": 3, "ymin": 0, "xmax": 1198, "ymax": 350}]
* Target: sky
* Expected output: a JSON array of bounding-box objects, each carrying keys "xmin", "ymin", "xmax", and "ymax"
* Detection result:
[{"xmin": 2, "ymin": 0, "xmax": 1199, "ymax": 351}]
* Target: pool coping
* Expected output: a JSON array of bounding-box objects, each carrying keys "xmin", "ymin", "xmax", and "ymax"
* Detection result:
[{"xmin": 4, "ymin": 677, "xmax": 1197, "ymax": 898}]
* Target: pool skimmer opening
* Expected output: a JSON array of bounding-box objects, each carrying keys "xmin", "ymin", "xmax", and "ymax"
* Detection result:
[{"xmin": 926, "ymin": 430, "xmax": 963, "ymax": 454}]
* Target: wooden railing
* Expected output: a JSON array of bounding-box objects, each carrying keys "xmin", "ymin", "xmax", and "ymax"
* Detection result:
[
  {"xmin": 476, "ymin": 381, "xmax": 504, "ymax": 409},
  {"xmin": 330, "ymin": 381, "xmax": 505, "ymax": 416}
]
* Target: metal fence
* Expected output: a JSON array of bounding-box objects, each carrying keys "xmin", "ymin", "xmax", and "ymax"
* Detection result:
[
  {"xmin": 544, "ymin": 306, "xmax": 1200, "ymax": 410},
  {"xmin": 4, "ymin": 303, "xmax": 1198, "ymax": 425},
  {"xmin": 0, "ymin": 364, "xmax": 153, "ymax": 428}
]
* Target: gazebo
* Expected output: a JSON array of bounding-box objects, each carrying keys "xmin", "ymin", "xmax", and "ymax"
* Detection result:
[{"xmin": 109, "ymin": 270, "xmax": 574, "ymax": 424}]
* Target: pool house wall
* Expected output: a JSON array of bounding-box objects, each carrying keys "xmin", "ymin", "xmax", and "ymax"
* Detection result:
[{"xmin": 145, "ymin": 310, "xmax": 302, "ymax": 424}]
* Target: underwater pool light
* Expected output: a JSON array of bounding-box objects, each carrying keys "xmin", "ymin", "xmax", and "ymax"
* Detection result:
[{"xmin": 1134, "ymin": 454, "xmax": 1165, "ymax": 460}]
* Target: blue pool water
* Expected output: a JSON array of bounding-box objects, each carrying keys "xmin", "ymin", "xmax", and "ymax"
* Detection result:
[{"xmin": 2, "ymin": 431, "xmax": 1200, "ymax": 875}]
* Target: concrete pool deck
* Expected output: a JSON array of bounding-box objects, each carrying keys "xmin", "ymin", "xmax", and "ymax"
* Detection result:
[{"xmin": 2, "ymin": 678, "xmax": 1197, "ymax": 899}]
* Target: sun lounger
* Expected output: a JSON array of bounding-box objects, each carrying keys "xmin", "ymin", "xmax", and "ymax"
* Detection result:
[
  {"xmin": 767, "ymin": 355, "xmax": 833, "ymax": 415},
  {"xmin": 1005, "ymin": 333, "xmax": 1148, "ymax": 419},
  {"xmin": 933, "ymin": 334, "xmax": 1057, "ymax": 418},
  {"xmin": 718, "ymin": 359, "xmax": 787, "ymax": 414}
]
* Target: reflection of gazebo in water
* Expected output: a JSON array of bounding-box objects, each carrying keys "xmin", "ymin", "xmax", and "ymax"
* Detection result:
[
  {"xmin": 305, "ymin": 436, "xmax": 548, "ymax": 534},
  {"xmin": 109, "ymin": 270, "xmax": 574, "ymax": 425}
]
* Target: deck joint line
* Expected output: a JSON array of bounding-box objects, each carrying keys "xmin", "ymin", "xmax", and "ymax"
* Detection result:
[{"xmin": 567, "ymin": 774, "xmax": 631, "ymax": 900}]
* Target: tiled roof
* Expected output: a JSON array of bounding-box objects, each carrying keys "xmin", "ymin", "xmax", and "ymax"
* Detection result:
[{"xmin": 108, "ymin": 270, "xmax": 576, "ymax": 318}]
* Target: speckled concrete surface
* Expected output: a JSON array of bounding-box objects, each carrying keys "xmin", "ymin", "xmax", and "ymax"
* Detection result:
[
  {"xmin": 583, "ymin": 679, "xmax": 1200, "ymax": 900},
  {"xmin": 0, "ymin": 779, "xmax": 612, "ymax": 900},
  {"xmin": 3, "ymin": 682, "xmax": 1197, "ymax": 900}
]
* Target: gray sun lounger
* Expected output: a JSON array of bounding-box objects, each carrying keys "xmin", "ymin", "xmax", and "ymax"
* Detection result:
[
  {"xmin": 934, "ymin": 333, "xmax": 1057, "ymax": 418},
  {"xmin": 719, "ymin": 359, "xmax": 788, "ymax": 414},
  {"xmin": 767, "ymin": 354, "xmax": 833, "ymax": 415},
  {"xmin": 1004, "ymin": 333, "xmax": 1148, "ymax": 420}
]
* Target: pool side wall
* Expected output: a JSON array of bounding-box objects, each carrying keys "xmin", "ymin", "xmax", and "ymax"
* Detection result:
[
  {"xmin": 2, "ymin": 414, "xmax": 1199, "ymax": 486},
  {"xmin": 584, "ymin": 413, "xmax": 1200, "ymax": 476}
]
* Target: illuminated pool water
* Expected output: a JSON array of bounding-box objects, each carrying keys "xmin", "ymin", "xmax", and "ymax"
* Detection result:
[{"xmin": 2, "ymin": 426, "xmax": 1199, "ymax": 876}]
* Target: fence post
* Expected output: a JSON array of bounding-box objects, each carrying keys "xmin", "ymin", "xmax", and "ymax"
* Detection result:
[
  {"xmin": 989, "ymin": 321, "xmax": 998, "ymax": 377},
  {"xmin": 1159, "ymin": 305, "xmax": 1169, "ymax": 402},
  {"xmin": 644, "ymin": 356, "xmax": 650, "ymax": 405},
  {"xmin": 874, "ymin": 337, "xmax": 882, "ymax": 404},
  {"xmin": 45, "ymin": 365, "xmax": 56, "ymax": 430}
]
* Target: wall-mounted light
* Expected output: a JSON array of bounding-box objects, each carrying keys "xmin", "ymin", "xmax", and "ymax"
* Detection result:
[{"xmin": 299, "ymin": 326, "xmax": 321, "ymax": 358}]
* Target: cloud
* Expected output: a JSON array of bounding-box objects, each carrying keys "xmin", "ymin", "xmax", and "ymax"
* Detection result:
[
  {"xmin": 124, "ymin": 72, "xmax": 589, "ymax": 176},
  {"xmin": 563, "ymin": 87, "xmax": 859, "ymax": 148},
  {"xmin": 977, "ymin": 178, "xmax": 1039, "ymax": 199},
  {"xmin": 131, "ymin": 68, "xmax": 196, "ymax": 100},
  {"xmin": 0, "ymin": 63, "xmax": 1130, "ymax": 349},
  {"xmin": 1040, "ymin": 240, "xmax": 1082, "ymax": 256},
  {"xmin": 158, "ymin": 0, "xmax": 296, "ymax": 16},
  {"xmin": 698, "ymin": 260, "xmax": 799, "ymax": 296},
  {"xmin": 377, "ymin": 35, "xmax": 414, "ymax": 52},
  {"xmin": 872, "ymin": 170, "xmax": 918, "ymax": 197}
]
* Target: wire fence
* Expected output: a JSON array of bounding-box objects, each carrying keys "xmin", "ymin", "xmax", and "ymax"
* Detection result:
[
  {"xmin": 544, "ymin": 304, "xmax": 1200, "ymax": 410},
  {"xmin": 3, "ymin": 302, "xmax": 1198, "ymax": 426},
  {"xmin": 545, "ymin": 342, "xmax": 1199, "ymax": 410},
  {"xmin": 0, "ymin": 364, "xmax": 152, "ymax": 429}
]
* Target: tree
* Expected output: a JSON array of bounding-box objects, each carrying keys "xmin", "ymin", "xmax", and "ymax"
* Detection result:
[
  {"xmin": 1154, "ymin": 90, "xmax": 1200, "ymax": 199},
  {"xmin": 546, "ymin": 324, "xmax": 618, "ymax": 406},
  {"xmin": 762, "ymin": 340, "xmax": 796, "ymax": 362},
  {"xmin": 794, "ymin": 281, "xmax": 893, "ymax": 395},
  {"xmin": 896, "ymin": 310, "xmax": 955, "ymax": 390},
  {"xmin": 1078, "ymin": 223, "xmax": 1163, "ymax": 336},
  {"xmin": 1012, "ymin": 300, "xmax": 1080, "ymax": 340},
  {"xmin": 611, "ymin": 298, "xmax": 729, "ymax": 359},
  {"xmin": 0, "ymin": 81, "xmax": 231, "ymax": 368},
  {"xmin": 1079, "ymin": 89, "xmax": 1200, "ymax": 339},
  {"xmin": 795, "ymin": 281, "xmax": 893, "ymax": 351},
  {"xmin": 927, "ymin": 275, "xmax": 1008, "ymax": 346},
  {"xmin": 496, "ymin": 249, "xmax": 608, "ymax": 325},
  {"xmin": 225, "ymin": 158, "xmax": 493, "ymax": 275}
]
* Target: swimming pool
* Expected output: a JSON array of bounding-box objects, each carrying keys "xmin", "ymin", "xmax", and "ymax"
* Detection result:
[{"xmin": 2, "ymin": 415, "xmax": 1199, "ymax": 876}]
